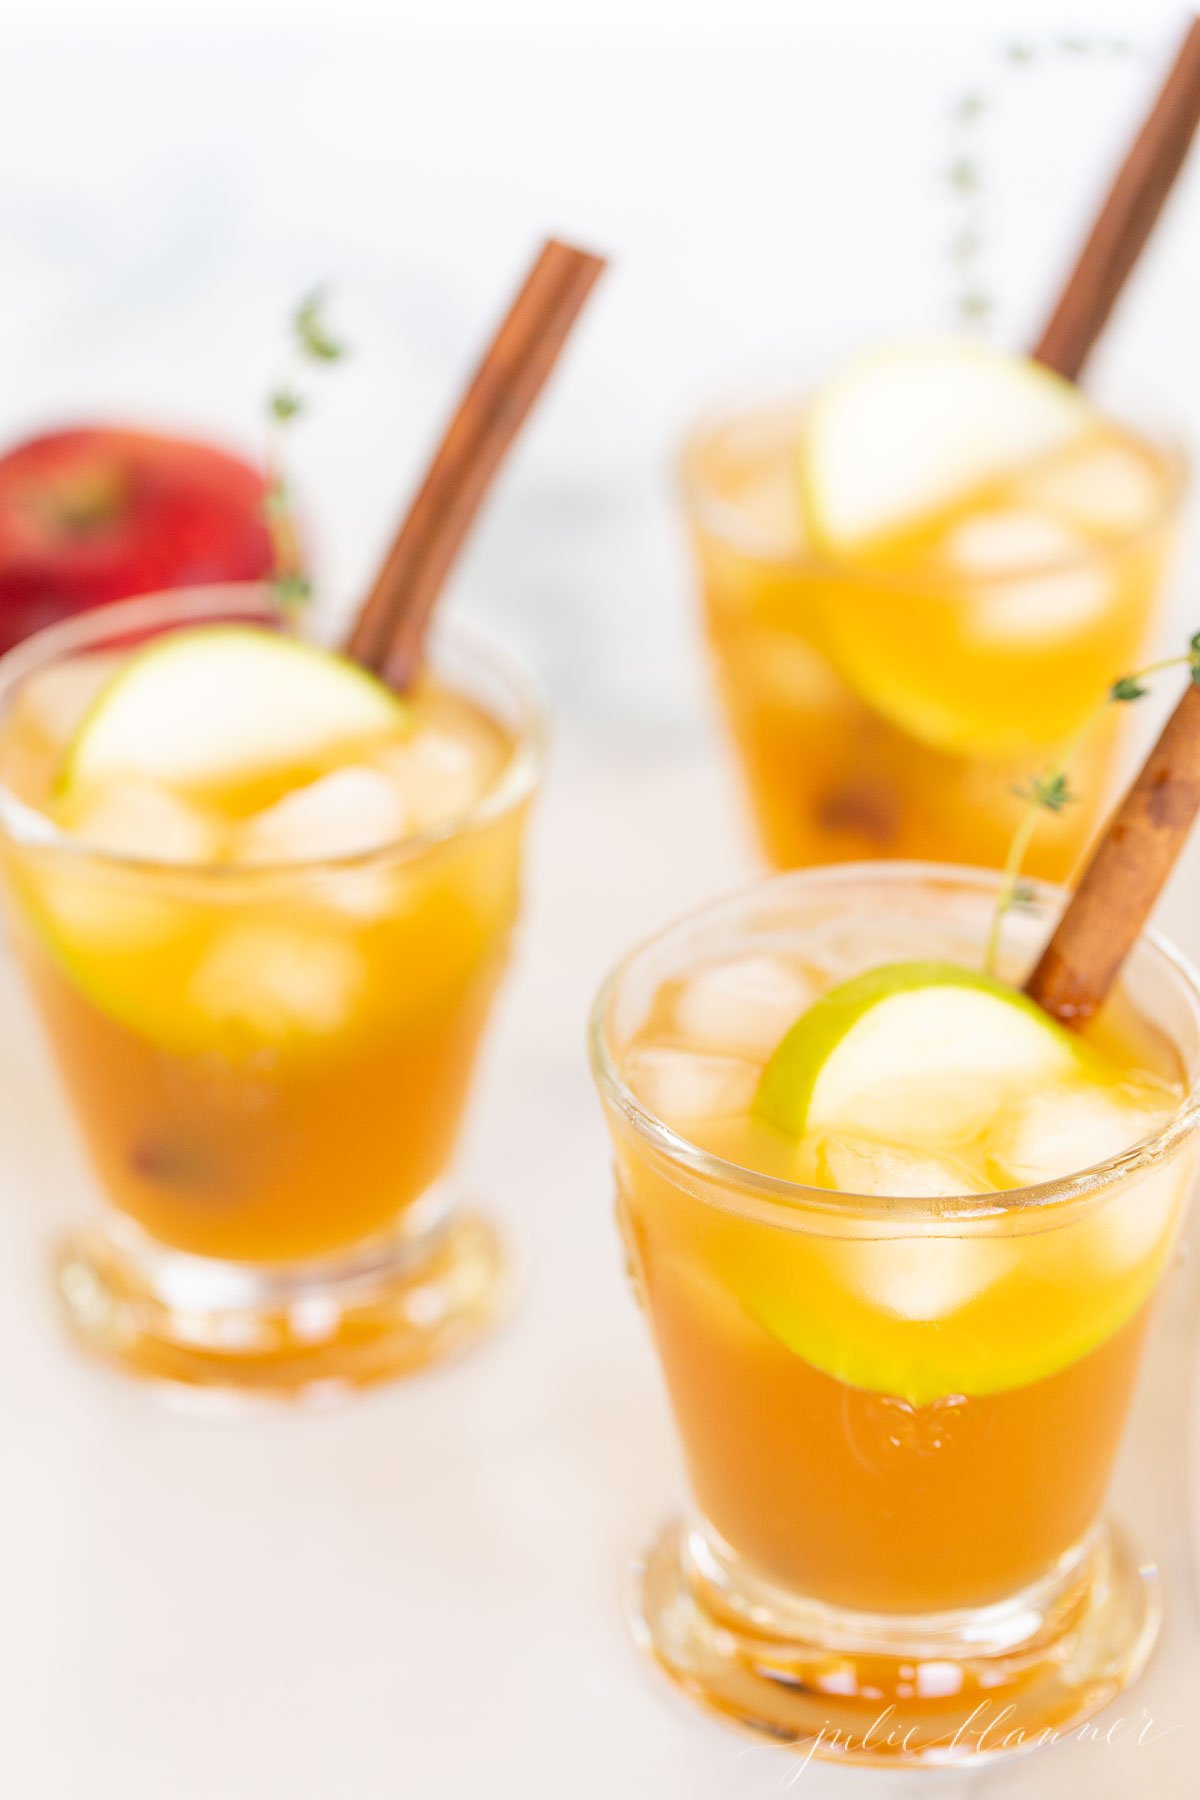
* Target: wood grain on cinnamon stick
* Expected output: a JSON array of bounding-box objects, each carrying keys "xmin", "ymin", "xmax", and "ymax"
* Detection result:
[
  {"xmin": 1032, "ymin": 17, "xmax": 1200, "ymax": 382},
  {"xmin": 1025, "ymin": 681, "xmax": 1200, "ymax": 1025},
  {"xmin": 346, "ymin": 237, "xmax": 606, "ymax": 689}
]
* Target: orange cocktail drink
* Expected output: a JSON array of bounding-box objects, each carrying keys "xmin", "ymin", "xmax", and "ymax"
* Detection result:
[
  {"xmin": 0, "ymin": 585, "xmax": 545, "ymax": 1397},
  {"xmin": 590, "ymin": 864, "xmax": 1200, "ymax": 1762},
  {"xmin": 682, "ymin": 345, "xmax": 1184, "ymax": 875}
]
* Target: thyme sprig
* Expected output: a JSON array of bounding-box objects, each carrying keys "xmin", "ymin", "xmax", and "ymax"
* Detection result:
[
  {"xmin": 947, "ymin": 35, "xmax": 1140, "ymax": 330},
  {"xmin": 264, "ymin": 288, "xmax": 348, "ymax": 613},
  {"xmin": 983, "ymin": 635, "xmax": 1200, "ymax": 975}
]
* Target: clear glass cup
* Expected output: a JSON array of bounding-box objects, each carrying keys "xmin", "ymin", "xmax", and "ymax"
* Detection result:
[
  {"xmin": 0, "ymin": 585, "xmax": 546, "ymax": 1402},
  {"xmin": 681, "ymin": 388, "xmax": 1186, "ymax": 875},
  {"xmin": 589, "ymin": 864, "xmax": 1200, "ymax": 1765}
]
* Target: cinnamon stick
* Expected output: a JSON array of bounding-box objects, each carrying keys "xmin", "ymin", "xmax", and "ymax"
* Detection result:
[
  {"xmin": 1025, "ymin": 681, "xmax": 1200, "ymax": 1025},
  {"xmin": 347, "ymin": 237, "xmax": 606, "ymax": 688},
  {"xmin": 1032, "ymin": 17, "xmax": 1200, "ymax": 382}
]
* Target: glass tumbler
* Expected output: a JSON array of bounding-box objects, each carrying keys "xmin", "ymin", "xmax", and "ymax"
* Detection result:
[
  {"xmin": 681, "ymin": 390, "xmax": 1185, "ymax": 875},
  {"xmin": 589, "ymin": 864, "xmax": 1200, "ymax": 1764},
  {"xmin": 0, "ymin": 586, "xmax": 545, "ymax": 1401}
]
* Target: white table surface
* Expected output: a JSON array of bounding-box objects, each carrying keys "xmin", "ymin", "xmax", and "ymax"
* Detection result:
[{"xmin": 4, "ymin": 6, "xmax": 1200, "ymax": 1795}]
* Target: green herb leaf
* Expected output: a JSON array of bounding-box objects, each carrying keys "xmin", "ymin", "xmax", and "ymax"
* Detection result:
[
  {"xmin": 263, "ymin": 480, "xmax": 291, "ymax": 520},
  {"xmin": 1019, "ymin": 770, "xmax": 1074, "ymax": 814},
  {"xmin": 952, "ymin": 91, "xmax": 987, "ymax": 125},
  {"xmin": 986, "ymin": 618, "xmax": 1178, "ymax": 976},
  {"xmin": 947, "ymin": 34, "xmax": 1147, "ymax": 353},
  {"xmin": 262, "ymin": 283, "xmax": 349, "ymax": 616},
  {"xmin": 294, "ymin": 290, "xmax": 346, "ymax": 362},
  {"xmin": 272, "ymin": 572, "xmax": 312, "ymax": 610},
  {"xmin": 957, "ymin": 289, "xmax": 993, "ymax": 322},
  {"xmin": 270, "ymin": 388, "xmax": 304, "ymax": 422},
  {"xmin": 946, "ymin": 156, "xmax": 980, "ymax": 193}
]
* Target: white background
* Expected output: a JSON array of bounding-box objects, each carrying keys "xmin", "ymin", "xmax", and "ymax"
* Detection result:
[{"xmin": 2, "ymin": 3, "xmax": 1200, "ymax": 1796}]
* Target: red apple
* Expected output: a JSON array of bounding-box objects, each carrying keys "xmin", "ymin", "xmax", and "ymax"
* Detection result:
[{"xmin": 0, "ymin": 427, "xmax": 276, "ymax": 653}]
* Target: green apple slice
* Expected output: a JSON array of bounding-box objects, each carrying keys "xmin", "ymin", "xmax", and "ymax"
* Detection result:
[
  {"xmin": 731, "ymin": 1216, "xmax": 1166, "ymax": 1403},
  {"xmin": 737, "ymin": 959, "xmax": 1156, "ymax": 1402},
  {"xmin": 755, "ymin": 960, "xmax": 1086, "ymax": 1143},
  {"xmin": 799, "ymin": 340, "xmax": 1091, "ymax": 550},
  {"xmin": 59, "ymin": 625, "xmax": 406, "ymax": 797},
  {"xmin": 17, "ymin": 626, "xmax": 408, "ymax": 1055}
]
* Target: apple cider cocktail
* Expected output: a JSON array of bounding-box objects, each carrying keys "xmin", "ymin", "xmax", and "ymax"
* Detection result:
[
  {"xmin": 591, "ymin": 864, "xmax": 1200, "ymax": 1762},
  {"xmin": 0, "ymin": 586, "xmax": 543, "ymax": 1397},
  {"xmin": 683, "ymin": 342, "xmax": 1183, "ymax": 875}
]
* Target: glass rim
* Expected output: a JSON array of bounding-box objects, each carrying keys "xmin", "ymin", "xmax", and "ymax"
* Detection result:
[
  {"xmin": 677, "ymin": 379, "xmax": 1190, "ymax": 586},
  {"xmin": 0, "ymin": 582, "xmax": 549, "ymax": 880},
  {"xmin": 587, "ymin": 861, "xmax": 1200, "ymax": 1228}
]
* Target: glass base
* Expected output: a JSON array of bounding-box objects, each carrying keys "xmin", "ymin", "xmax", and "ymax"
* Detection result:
[
  {"xmin": 632, "ymin": 1516, "xmax": 1160, "ymax": 1766},
  {"xmin": 55, "ymin": 1208, "xmax": 508, "ymax": 1406}
]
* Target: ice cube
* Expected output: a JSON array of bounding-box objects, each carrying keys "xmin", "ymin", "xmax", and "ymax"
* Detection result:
[
  {"xmin": 732, "ymin": 463, "xmax": 804, "ymax": 546},
  {"xmin": 1093, "ymin": 1169, "xmax": 1182, "ymax": 1272},
  {"xmin": 818, "ymin": 1134, "xmax": 1002, "ymax": 1321},
  {"xmin": 844, "ymin": 1235, "xmax": 1004, "ymax": 1321},
  {"xmin": 990, "ymin": 1084, "xmax": 1182, "ymax": 1274},
  {"xmin": 1026, "ymin": 440, "xmax": 1162, "ymax": 535},
  {"xmin": 818, "ymin": 1133, "xmax": 984, "ymax": 1199},
  {"xmin": 988, "ymin": 1084, "xmax": 1173, "ymax": 1187},
  {"xmin": 623, "ymin": 1045, "xmax": 758, "ymax": 1127},
  {"xmin": 38, "ymin": 872, "xmax": 182, "ymax": 952},
  {"xmin": 673, "ymin": 954, "xmax": 815, "ymax": 1058},
  {"xmin": 970, "ymin": 566, "xmax": 1112, "ymax": 644},
  {"xmin": 234, "ymin": 766, "xmax": 411, "ymax": 865},
  {"xmin": 943, "ymin": 505, "xmax": 1114, "ymax": 644},
  {"xmin": 63, "ymin": 780, "xmax": 225, "ymax": 864},
  {"xmin": 375, "ymin": 729, "xmax": 496, "ymax": 833},
  {"xmin": 190, "ymin": 925, "xmax": 364, "ymax": 1039},
  {"xmin": 802, "ymin": 919, "xmax": 939, "ymax": 984},
  {"xmin": 737, "ymin": 631, "xmax": 847, "ymax": 711},
  {"xmin": 943, "ymin": 509, "xmax": 1081, "ymax": 573}
]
